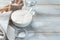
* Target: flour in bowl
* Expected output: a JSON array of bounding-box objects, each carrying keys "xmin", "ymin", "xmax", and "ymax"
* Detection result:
[{"xmin": 11, "ymin": 10, "xmax": 32, "ymax": 24}]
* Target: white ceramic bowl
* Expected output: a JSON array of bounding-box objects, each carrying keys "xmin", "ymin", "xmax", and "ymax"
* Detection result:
[{"xmin": 11, "ymin": 10, "xmax": 33, "ymax": 27}]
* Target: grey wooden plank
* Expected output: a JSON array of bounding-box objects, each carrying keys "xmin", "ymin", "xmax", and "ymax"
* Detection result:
[{"xmin": 26, "ymin": 0, "xmax": 60, "ymax": 4}]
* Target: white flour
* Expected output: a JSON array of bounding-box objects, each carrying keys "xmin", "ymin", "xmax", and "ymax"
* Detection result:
[
  {"xmin": 18, "ymin": 32, "xmax": 26, "ymax": 38},
  {"xmin": 11, "ymin": 10, "xmax": 32, "ymax": 24}
]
